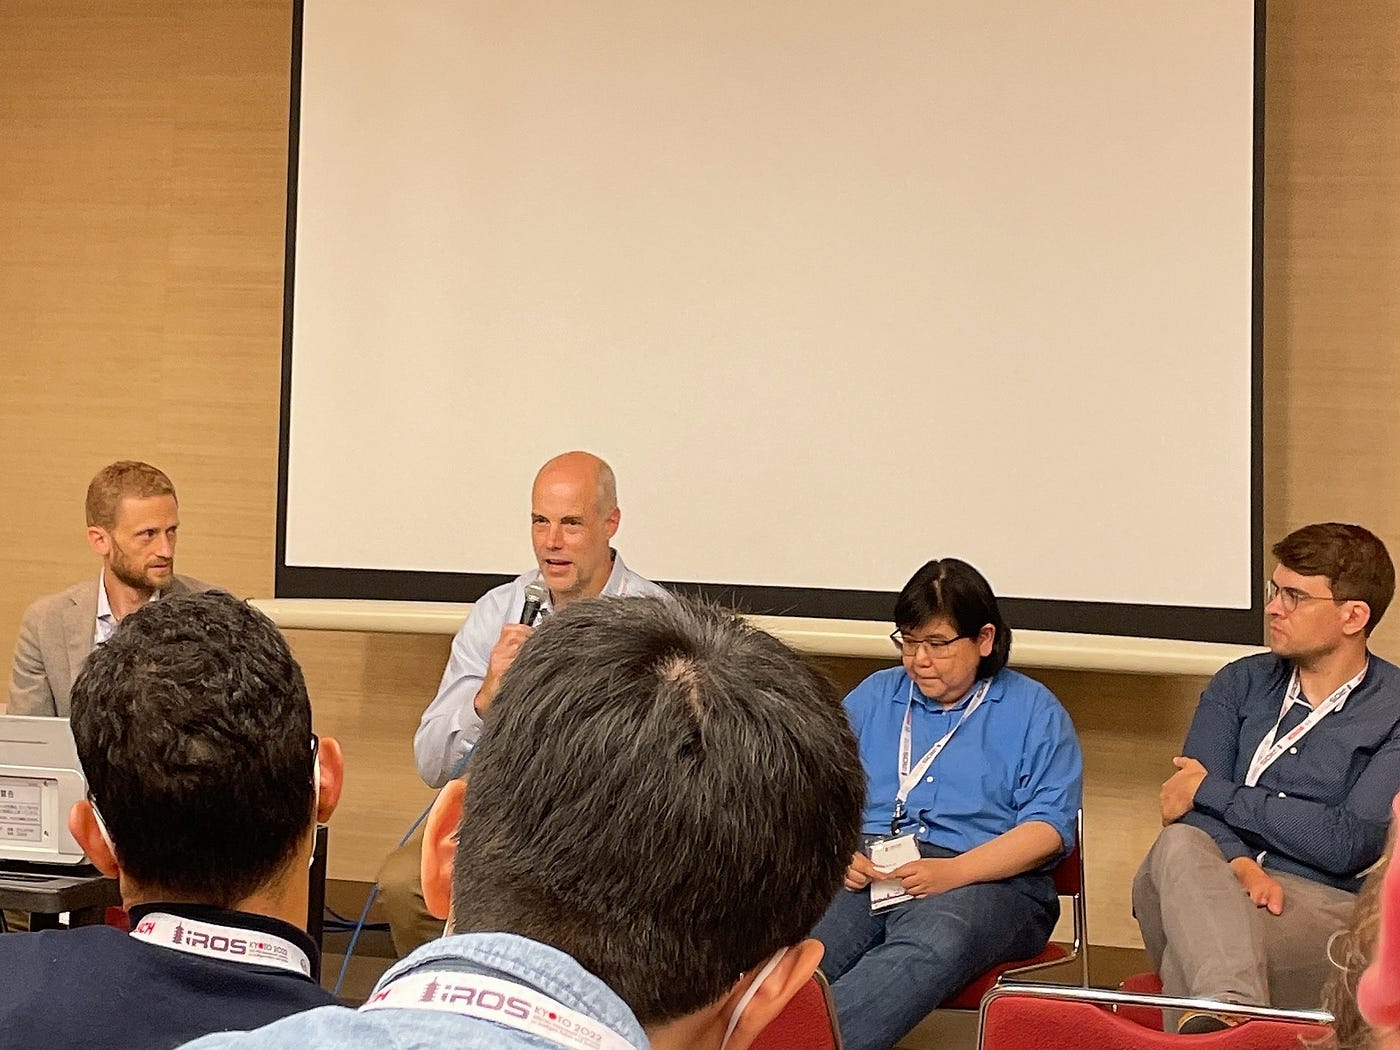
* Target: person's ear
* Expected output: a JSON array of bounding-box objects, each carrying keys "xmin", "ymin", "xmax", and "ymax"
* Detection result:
[
  {"xmin": 86, "ymin": 526, "xmax": 111, "ymax": 558},
  {"xmin": 313, "ymin": 736, "xmax": 344, "ymax": 823},
  {"xmin": 1342, "ymin": 600, "xmax": 1372, "ymax": 639},
  {"xmin": 718, "ymin": 939, "xmax": 825, "ymax": 1050},
  {"xmin": 421, "ymin": 778, "xmax": 466, "ymax": 921},
  {"xmin": 977, "ymin": 624, "xmax": 996, "ymax": 659},
  {"xmin": 69, "ymin": 799, "xmax": 119, "ymax": 878},
  {"xmin": 604, "ymin": 505, "xmax": 620, "ymax": 540}
]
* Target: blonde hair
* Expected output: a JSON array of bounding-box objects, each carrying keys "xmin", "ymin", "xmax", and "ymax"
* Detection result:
[{"xmin": 85, "ymin": 461, "xmax": 176, "ymax": 529}]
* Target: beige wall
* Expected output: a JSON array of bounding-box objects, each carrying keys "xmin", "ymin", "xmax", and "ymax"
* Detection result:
[{"xmin": 2, "ymin": 1, "xmax": 1398, "ymax": 948}]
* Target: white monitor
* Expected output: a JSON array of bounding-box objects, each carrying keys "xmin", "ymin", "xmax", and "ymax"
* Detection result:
[{"xmin": 0, "ymin": 716, "xmax": 88, "ymax": 866}]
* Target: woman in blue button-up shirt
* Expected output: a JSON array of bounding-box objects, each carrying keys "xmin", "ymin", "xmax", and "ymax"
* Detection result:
[{"xmin": 810, "ymin": 557, "xmax": 1084, "ymax": 1050}]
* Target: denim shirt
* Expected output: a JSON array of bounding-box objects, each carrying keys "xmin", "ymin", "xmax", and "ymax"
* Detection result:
[{"xmin": 179, "ymin": 932, "xmax": 651, "ymax": 1050}]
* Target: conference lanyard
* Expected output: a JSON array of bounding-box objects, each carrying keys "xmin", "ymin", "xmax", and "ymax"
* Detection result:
[
  {"xmin": 129, "ymin": 912, "xmax": 312, "ymax": 977},
  {"xmin": 362, "ymin": 970, "xmax": 637, "ymax": 1050},
  {"xmin": 1245, "ymin": 662, "xmax": 1367, "ymax": 787},
  {"xmin": 891, "ymin": 678, "xmax": 991, "ymax": 833}
]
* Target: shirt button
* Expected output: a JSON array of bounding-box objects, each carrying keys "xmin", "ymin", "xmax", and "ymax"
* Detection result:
[
  {"xmin": 925, "ymin": 776, "xmax": 934, "ymax": 783},
  {"xmin": 1288, "ymin": 747, "xmax": 1298, "ymax": 755},
  {"xmin": 1278, "ymin": 792, "xmax": 1287, "ymax": 798},
  {"xmin": 918, "ymin": 825, "xmax": 926, "ymax": 834}
]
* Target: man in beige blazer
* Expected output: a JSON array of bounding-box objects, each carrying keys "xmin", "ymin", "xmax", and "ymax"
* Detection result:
[{"xmin": 8, "ymin": 461, "xmax": 214, "ymax": 717}]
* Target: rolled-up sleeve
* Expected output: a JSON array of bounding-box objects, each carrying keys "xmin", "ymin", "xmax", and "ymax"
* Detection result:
[{"xmin": 1012, "ymin": 699, "xmax": 1083, "ymax": 853}]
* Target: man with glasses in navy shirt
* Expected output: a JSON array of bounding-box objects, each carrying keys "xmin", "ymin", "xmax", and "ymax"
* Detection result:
[{"xmin": 1135, "ymin": 522, "xmax": 1400, "ymax": 1033}]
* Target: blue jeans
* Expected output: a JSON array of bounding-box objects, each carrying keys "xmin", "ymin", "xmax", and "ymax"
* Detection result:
[{"xmin": 812, "ymin": 840, "xmax": 1058, "ymax": 1050}]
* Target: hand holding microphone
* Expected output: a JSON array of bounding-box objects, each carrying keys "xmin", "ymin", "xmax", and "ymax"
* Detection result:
[
  {"xmin": 475, "ymin": 582, "xmax": 550, "ymax": 717},
  {"xmin": 519, "ymin": 580, "xmax": 548, "ymax": 626}
]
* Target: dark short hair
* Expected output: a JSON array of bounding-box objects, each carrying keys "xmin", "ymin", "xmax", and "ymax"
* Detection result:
[
  {"xmin": 70, "ymin": 592, "xmax": 316, "ymax": 907},
  {"xmin": 1273, "ymin": 523, "xmax": 1395, "ymax": 635},
  {"xmin": 85, "ymin": 461, "xmax": 176, "ymax": 529},
  {"xmin": 451, "ymin": 596, "xmax": 865, "ymax": 1025},
  {"xmin": 893, "ymin": 558, "xmax": 1012, "ymax": 678}
]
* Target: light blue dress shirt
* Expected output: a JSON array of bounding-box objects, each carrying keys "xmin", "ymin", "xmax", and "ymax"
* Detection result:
[
  {"xmin": 845, "ymin": 665, "xmax": 1083, "ymax": 854},
  {"xmin": 178, "ymin": 932, "xmax": 650, "ymax": 1050},
  {"xmin": 413, "ymin": 552, "xmax": 666, "ymax": 787},
  {"xmin": 93, "ymin": 570, "xmax": 163, "ymax": 646}
]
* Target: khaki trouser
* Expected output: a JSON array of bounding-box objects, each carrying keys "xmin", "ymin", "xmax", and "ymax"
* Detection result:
[
  {"xmin": 1133, "ymin": 822, "xmax": 1356, "ymax": 1020},
  {"xmin": 376, "ymin": 822, "xmax": 446, "ymax": 958}
]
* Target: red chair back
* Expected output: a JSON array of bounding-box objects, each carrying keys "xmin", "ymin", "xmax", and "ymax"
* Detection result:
[
  {"xmin": 1117, "ymin": 972, "xmax": 1165, "ymax": 1030},
  {"xmin": 750, "ymin": 972, "xmax": 841, "ymax": 1050},
  {"xmin": 1051, "ymin": 842, "xmax": 1082, "ymax": 896},
  {"xmin": 978, "ymin": 984, "xmax": 1331, "ymax": 1050}
]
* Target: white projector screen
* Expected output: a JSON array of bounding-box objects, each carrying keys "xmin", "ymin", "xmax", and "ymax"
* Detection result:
[{"xmin": 278, "ymin": 0, "xmax": 1263, "ymax": 644}]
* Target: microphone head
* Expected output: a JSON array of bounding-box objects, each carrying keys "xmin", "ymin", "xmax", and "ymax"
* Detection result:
[{"xmin": 524, "ymin": 581, "xmax": 549, "ymax": 606}]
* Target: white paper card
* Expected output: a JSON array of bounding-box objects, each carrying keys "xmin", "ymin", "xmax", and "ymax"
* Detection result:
[{"xmin": 869, "ymin": 834, "xmax": 921, "ymax": 912}]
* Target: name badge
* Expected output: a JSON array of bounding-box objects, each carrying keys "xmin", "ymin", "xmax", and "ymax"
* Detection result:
[{"xmin": 868, "ymin": 833, "xmax": 920, "ymax": 912}]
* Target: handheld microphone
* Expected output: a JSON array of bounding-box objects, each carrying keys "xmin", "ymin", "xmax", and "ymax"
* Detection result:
[{"xmin": 520, "ymin": 581, "xmax": 549, "ymax": 626}]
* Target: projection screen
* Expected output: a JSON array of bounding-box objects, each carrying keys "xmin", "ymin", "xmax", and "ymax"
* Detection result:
[{"xmin": 278, "ymin": 0, "xmax": 1264, "ymax": 644}]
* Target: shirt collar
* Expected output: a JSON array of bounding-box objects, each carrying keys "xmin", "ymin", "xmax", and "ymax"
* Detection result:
[
  {"xmin": 381, "ymin": 932, "xmax": 648, "ymax": 1050},
  {"xmin": 96, "ymin": 570, "xmax": 116, "ymax": 623},
  {"xmin": 125, "ymin": 900, "xmax": 320, "ymax": 976},
  {"xmin": 904, "ymin": 670, "xmax": 1004, "ymax": 711},
  {"xmin": 600, "ymin": 549, "xmax": 628, "ymax": 594},
  {"xmin": 1284, "ymin": 655, "xmax": 1370, "ymax": 713},
  {"xmin": 96, "ymin": 569, "xmax": 164, "ymax": 621}
]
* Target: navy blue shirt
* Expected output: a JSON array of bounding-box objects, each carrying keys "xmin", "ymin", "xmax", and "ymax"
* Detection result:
[
  {"xmin": 1183, "ymin": 651, "xmax": 1400, "ymax": 892},
  {"xmin": 0, "ymin": 902, "xmax": 335, "ymax": 1050}
]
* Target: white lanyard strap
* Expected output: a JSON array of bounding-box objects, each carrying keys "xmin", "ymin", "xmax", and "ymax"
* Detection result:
[
  {"xmin": 129, "ymin": 912, "xmax": 312, "ymax": 977},
  {"xmin": 1245, "ymin": 663, "xmax": 1367, "ymax": 787},
  {"xmin": 363, "ymin": 970, "xmax": 636, "ymax": 1050},
  {"xmin": 897, "ymin": 678, "xmax": 991, "ymax": 807}
]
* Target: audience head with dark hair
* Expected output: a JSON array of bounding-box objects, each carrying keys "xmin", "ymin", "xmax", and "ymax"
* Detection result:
[
  {"xmin": 68, "ymin": 590, "xmax": 343, "ymax": 915},
  {"xmin": 416, "ymin": 595, "xmax": 866, "ymax": 1050},
  {"xmin": 0, "ymin": 591, "xmax": 344, "ymax": 1050}
]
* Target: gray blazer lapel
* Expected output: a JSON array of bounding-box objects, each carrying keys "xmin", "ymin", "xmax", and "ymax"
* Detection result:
[{"xmin": 61, "ymin": 581, "xmax": 99, "ymax": 703}]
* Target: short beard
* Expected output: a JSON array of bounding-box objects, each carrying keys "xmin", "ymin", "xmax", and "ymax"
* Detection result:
[{"xmin": 108, "ymin": 544, "xmax": 168, "ymax": 594}]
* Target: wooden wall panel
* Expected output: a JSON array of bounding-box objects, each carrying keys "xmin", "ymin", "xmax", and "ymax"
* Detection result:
[{"xmin": 3, "ymin": 1, "xmax": 1398, "ymax": 948}]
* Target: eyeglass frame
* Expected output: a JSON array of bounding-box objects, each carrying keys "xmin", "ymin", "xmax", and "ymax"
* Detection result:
[
  {"xmin": 1265, "ymin": 578, "xmax": 1354, "ymax": 614},
  {"xmin": 889, "ymin": 629, "xmax": 971, "ymax": 658}
]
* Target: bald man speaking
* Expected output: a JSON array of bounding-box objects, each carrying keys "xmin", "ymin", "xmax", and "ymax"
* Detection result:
[{"xmin": 379, "ymin": 451, "xmax": 666, "ymax": 953}]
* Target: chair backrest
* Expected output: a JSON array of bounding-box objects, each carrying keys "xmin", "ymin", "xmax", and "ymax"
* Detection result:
[
  {"xmin": 1051, "ymin": 840, "xmax": 1082, "ymax": 897},
  {"xmin": 977, "ymin": 983, "xmax": 1332, "ymax": 1050},
  {"xmin": 750, "ymin": 970, "xmax": 842, "ymax": 1050}
]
